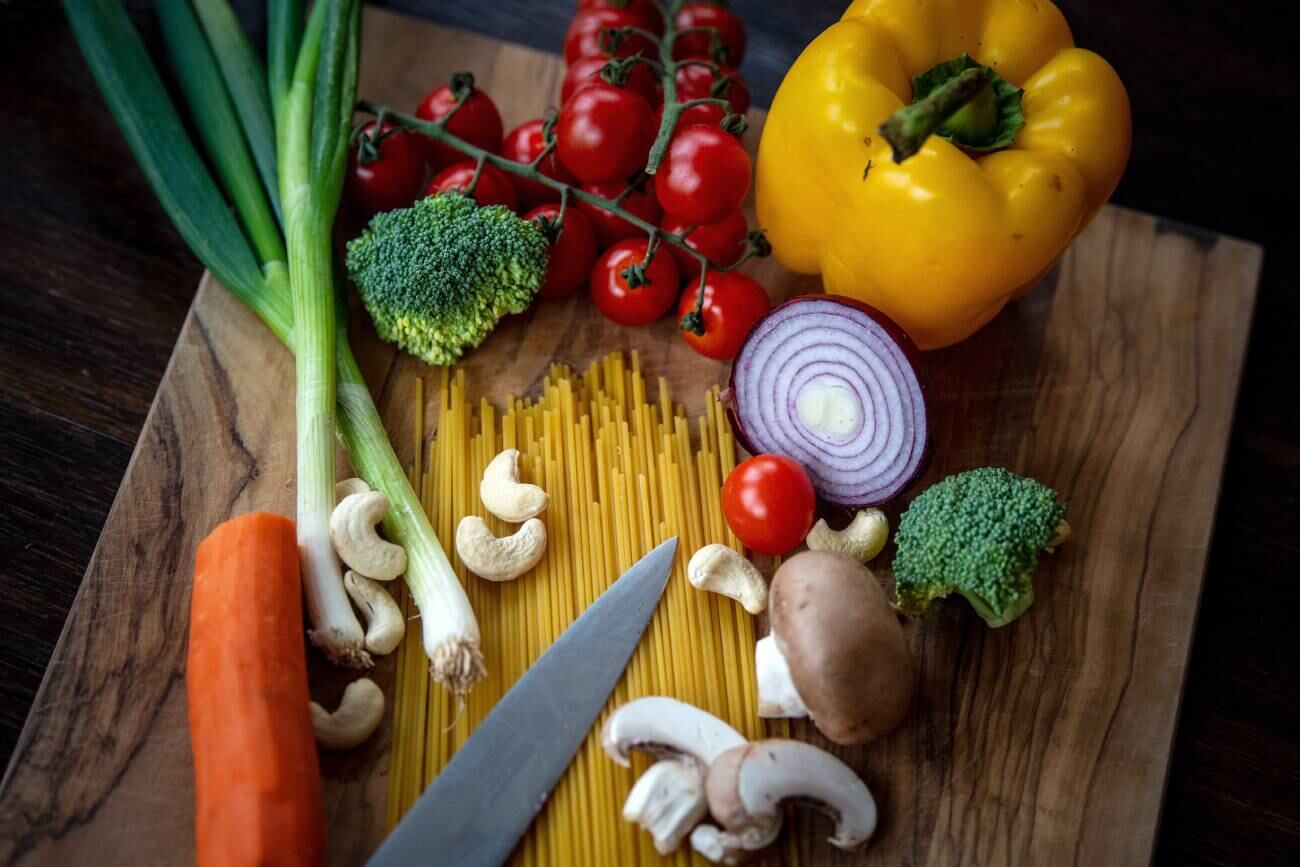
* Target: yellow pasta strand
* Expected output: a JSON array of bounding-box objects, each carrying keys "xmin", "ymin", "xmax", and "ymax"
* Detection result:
[{"xmin": 387, "ymin": 353, "xmax": 791, "ymax": 867}]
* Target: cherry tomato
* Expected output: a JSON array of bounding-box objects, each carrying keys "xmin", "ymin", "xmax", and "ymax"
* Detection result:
[
  {"xmin": 675, "ymin": 63, "xmax": 751, "ymax": 116},
  {"xmin": 655, "ymin": 124, "xmax": 751, "ymax": 225},
  {"xmin": 655, "ymin": 100, "xmax": 726, "ymax": 135},
  {"xmin": 578, "ymin": 0, "xmax": 664, "ymax": 33},
  {"xmin": 673, "ymin": 3, "xmax": 747, "ymax": 66},
  {"xmin": 415, "ymin": 80, "xmax": 504, "ymax": 170},
  {"xmin": 676, "ymin": 271, "xmax": 771, "ymax": 360},
  {"xmin": 524, "ymin": 204, "xmax": 599, "ymax": 300},
  {"xmin": 560, "ymin": 54, "xmax": 660, "ymax": 108},
  {"xmin": 564, "ymin": 8, "xmax": 656, "ymax": 65},
  {"xmin": 722, "ymin": 455, "xmax": 815, "ymax": 555},
  {"xmin": 575, "ymin": 180, "xmax": 662, "ymax": 247},
  {"xmin": 590, "ymin": 238, "xmax": 681, "ymax": 326},
  {"xmin": 426, "ymin": 161, "xmax": 519, "ymax": 211},
  {"xmin": 500, "ymin": 119, "xmax": 576, "ymax": 210},
  {"xmin": 556, "ymin": 84, "xmax": 657, "ymax": 183},
  {"xmin": 660, "ymin": 208, "xmax": 748, "ymax": 274},
  {"xmin": 344, "ymin": 122, "xmax": 426, "ymax": 218}
]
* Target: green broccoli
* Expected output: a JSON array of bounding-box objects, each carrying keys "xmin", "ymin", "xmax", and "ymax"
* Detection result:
[
  {"xmin": 892, "ymin": 467, "xmax": 1069, "ymax": 628},
  {"xmin": 345, "ymin": 192, "xmax": 548, "ymax": 365}
]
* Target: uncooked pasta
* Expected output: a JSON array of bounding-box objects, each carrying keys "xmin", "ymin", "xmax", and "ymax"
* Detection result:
[{"xmin": 386, "ymin": 352, "xmax": 793, "ymax": 866}]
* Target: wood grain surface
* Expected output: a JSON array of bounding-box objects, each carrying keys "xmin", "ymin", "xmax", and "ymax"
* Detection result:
[{"xmin": 0, "ymin": 7, "xmax": 1265, "ymax": 866}]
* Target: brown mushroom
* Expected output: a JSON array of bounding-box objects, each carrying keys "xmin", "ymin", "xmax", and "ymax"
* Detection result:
[{"xmin": 761, "ymin": 550, "xmax": 913, "ymax": 745}]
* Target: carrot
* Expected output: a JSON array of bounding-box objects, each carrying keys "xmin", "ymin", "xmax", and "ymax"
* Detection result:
[{"xmin": 187, "ymin": 512, "xmax": 325, "ymax": 867}]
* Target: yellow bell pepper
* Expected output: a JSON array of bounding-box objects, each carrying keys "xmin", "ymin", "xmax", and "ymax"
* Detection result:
[{"xmin": 755, "ymin": 0, "xmax": 1131, "ymax": 349}]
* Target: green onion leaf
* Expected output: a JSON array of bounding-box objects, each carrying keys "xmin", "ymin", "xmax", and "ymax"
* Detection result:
[
  {"xmin": 156, "ymin": 0, "xmax": 287, "ymax": 271},
  {"xmin": 63, "ymin": 0, "xmax": 291, "ymax": 341},
  {"xmin": 268, "ymin": 0, "xmax": 304, "ymax": 127},
  {"xmin": 192, "ymin": 0, "xmax": 283, "ymax": 226}
]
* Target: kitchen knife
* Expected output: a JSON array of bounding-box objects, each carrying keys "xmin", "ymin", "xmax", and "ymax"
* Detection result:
[{"xmin": 367, "ymin": 535, "xmax": 678, "ymax": 867}]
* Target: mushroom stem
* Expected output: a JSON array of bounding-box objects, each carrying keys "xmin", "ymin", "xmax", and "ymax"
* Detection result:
[
  {"xmin": 755, "ymin": 635, "xmax": 808, "ymax": 718},
  {"xmin": 623, "ymin": 760, "xmax": 708, "ymax": 855}
]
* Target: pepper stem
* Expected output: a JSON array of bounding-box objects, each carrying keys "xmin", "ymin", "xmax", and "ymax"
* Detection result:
[{"xmin": 879, "ymin": 67, "xmax": 993, "ymax": 163}]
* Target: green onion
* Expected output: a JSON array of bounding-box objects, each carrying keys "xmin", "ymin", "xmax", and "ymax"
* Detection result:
[
  {"xmin": 64, "ymin": 0, "xmax": 485, "ymax": 691},
  {"xmin": 278, "ymin": 0, "xmax": 365, "ymax": 665}
]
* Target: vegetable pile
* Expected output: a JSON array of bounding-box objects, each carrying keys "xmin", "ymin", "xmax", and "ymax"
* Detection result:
[{"xmin": 62, "ymin": 0, "xmax": 1111, "ymax": 862}]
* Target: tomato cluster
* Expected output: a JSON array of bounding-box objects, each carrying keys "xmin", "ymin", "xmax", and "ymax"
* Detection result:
[{"xmin": 344, "ymin": 1, "xmax": 770, "ymax": 361}]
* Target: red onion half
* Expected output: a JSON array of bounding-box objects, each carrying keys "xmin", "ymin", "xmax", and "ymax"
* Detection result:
[{"xmin": 725, "ymin": 295, "xmax": 929, "ymax": 507}]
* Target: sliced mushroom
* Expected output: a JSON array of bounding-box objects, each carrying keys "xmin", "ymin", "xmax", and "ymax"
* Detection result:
[
  {"xmin": 601, "ymin": 696, "xmax": 748, "ymax": 768},
  {"xmin": 604, "ymin": 698, "xmax": 751, "ymax": 856},
  {"xmin": 623, "ymin": 759, "xmax": 708, "ymax": 855},
  {"xmin": 697, "ymin": 740, "xmax": 877, "ymax": 859},
  {"xmin": 763, "ymin": 550, "xmax": 913, "ymax": 745}
]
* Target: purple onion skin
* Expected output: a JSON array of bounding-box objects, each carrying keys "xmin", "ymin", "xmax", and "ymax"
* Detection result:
[{"xmin": 723, "ymin": 295, "xmax": 932, "ymax": 508}]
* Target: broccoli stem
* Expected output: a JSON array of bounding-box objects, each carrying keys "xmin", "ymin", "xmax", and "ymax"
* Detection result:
[
  {"xmin": 280, "ymin": 0, "xmax": 366, "ymax": 667},
  {"xmin": 353, "ymin": 0, "xmax": 769, "ymax": 339}
]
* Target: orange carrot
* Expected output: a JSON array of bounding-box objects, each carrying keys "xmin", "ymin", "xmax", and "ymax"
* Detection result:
[{"xmin": 188, "ymin": 513, "xmax": 324, "ymax": 867}]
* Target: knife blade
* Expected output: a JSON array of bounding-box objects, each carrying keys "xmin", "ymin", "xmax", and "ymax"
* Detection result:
[{"xmin": 367, "ymin": 535, "xmax": 678, "ymax": 867}]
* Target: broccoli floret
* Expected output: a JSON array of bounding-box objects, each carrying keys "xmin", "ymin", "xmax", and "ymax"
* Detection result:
[
  {"xmin": 892, "ymin": 467, "xmax": 1068, "ymax": 628},
  {"xmin": 345, "ymin": 192, "xmax": 548, "ymax": 365}
]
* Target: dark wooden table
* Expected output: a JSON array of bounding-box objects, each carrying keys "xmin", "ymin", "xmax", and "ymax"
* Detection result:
[{"xmin": 1, "ymin": 1, "xmax": 1296, "ymax": 863}]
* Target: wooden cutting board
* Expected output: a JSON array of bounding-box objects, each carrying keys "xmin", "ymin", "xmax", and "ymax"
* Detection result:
[{"xmin": 0, "ymin": 7, "xmax": 1263, "ymax": 866}]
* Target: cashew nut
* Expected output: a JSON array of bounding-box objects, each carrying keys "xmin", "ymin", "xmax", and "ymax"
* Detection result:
[
  {"xmin": 311, "ymin": 678, "xmax": 385, "ymax": 750},
  {"xmin": 623, "ymin": 760, "xmax": 708, "ymax": 855},
  {"xmin": 480, "ymin": 449, "xmax": 549, "ymax": 522},
  {"xmin": 1048, "ymin": 519, "xmax": 1071, "ymax": 549},
  {"xmin": 455, "ymin": 516, "xmax": 546, "ymax": 581},
  {"xmin": 687, "ymin": 545, "xmax": 767, "ymax": 614},
  {"xmin": 330, "ymin": 491, "xmax": 407, "ymax": 580},
  {"xmin": 344, "ymin": 571, "xmax": 405, "ymax": 656},
  {"xmin": 335, "ymin": 477, "xmax": 370, "ymax": 502},
  {"xmin": 805, "ymin": 509, "xmax": 889, "ymax": 563}
]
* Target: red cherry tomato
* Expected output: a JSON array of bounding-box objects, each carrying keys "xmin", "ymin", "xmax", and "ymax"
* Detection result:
[
  {"xmin": 674, "ymin": 3, "xmax": 747, "ymax": 66},
  {"xmin": 575, "ymin": 180, "xmax": 662, "ymax": 247},
  {"xmin": 564, "ymin": 8, "xmax": 656, "ymax": 64},
  {"xmin": 344, "ymin": 122, "xmax": 426, "ymax": 218},
  {"xmin": 589, "ymin": 238, "xmax": 681, "ymax": 326},
  {"xmin": 500, "ymin": 119, "xmax": 576, "ymax": 210},
  {"xmin": 676, "ymin": 271, "xmax": 771, "ymax": 360},
  {"xmin": 524, "ymin": 204, "xmax": 599, "ymax": 300},
  {"xmin": 578, "ymin": 0, "xmax": 664, "ymax": 33},
  {"xmin": 675, "ymin": 63, "xmax": 751, "ymax": 116},
  {"xmin": 660, "ymin": 208, "xmax": 748, "ymax": 274},
  {"xmin": 561, "ymin": 54, "xmax": 660, "ymax": 108},
  {"xmin": 722, "ymin": 455, "xmax": 816, "ymax": 555},
  {"xmin": 556, "ymin": 84, "xmax": 657, "ymax": 183},
  {"xmin": 415, "ymin": 80, "xmax": 504, "ymax": 170},
  {"xmin": 655, "ymin": 100, "xmax": 726, "ymax": 136},
  {"xmin": 426, "ymin": 161, "xmax": 519, "ymax": 211},
  {"xmin": 655, "ymin": 124, "xmax": 751, "ymax": 225}
]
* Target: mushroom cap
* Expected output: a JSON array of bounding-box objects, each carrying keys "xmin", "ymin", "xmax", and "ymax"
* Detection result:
[{"xmin": 769, "ymin": 550, "xmax": 913, "ymax": 745}]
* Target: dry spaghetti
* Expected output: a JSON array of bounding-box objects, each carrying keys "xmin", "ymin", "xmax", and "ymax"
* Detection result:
[{"xmin": 387, "ymin": 352, "xmax": 792, "ymax": 866}]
